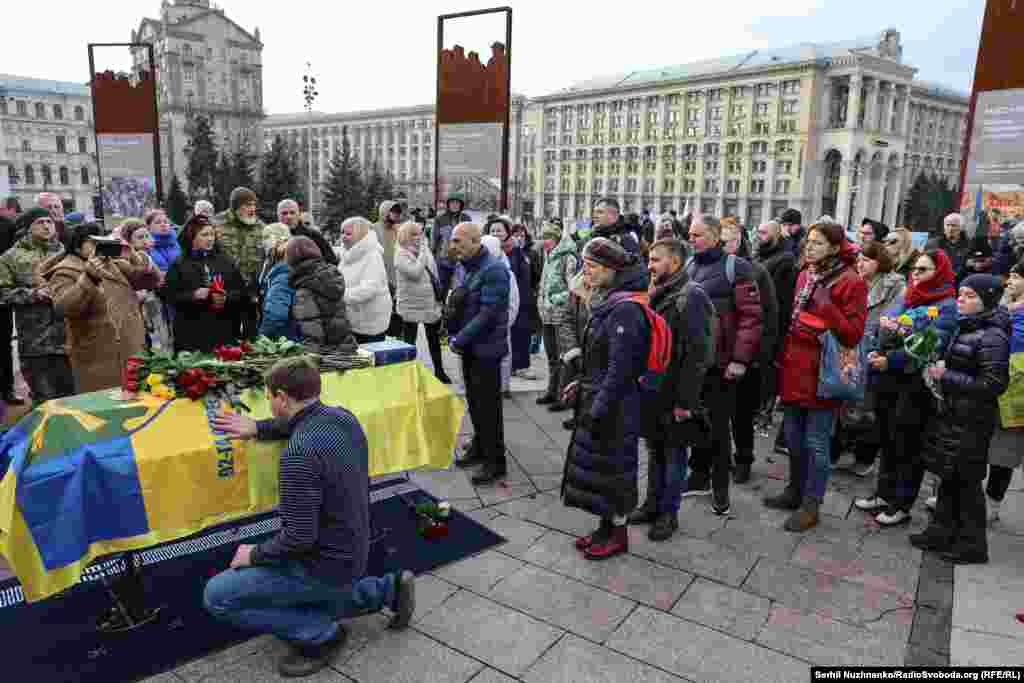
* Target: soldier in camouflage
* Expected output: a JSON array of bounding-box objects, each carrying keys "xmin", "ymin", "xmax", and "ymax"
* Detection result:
[
  {"xmin": 219, "ymin": 187, "xmax": 265, "ymax": 339},
  {"xmin": 0, "ymin": 208, "xmax": 74, "ymax": 402}
]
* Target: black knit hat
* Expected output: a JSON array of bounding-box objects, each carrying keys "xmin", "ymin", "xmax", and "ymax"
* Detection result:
[
  {"xmin": 780, "ymin": 208, "xmax": 802, "ymax": 225},
  {"xmin": 960, "ymin": 273, "xmax": 1004, "ymax": 311}
]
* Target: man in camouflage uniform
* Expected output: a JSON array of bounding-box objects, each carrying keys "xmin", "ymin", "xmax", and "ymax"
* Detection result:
[
  {"xmin": 0, "ymin": 208, "xmax": 73, "ymax": 402},
  {"xmin": 219, "ymin": 187, "xmax": 265, "ymax": 339}
]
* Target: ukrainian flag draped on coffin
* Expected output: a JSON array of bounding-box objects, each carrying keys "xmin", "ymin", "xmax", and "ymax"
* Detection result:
[{"xmin": 0, "ymin": 361, "xmax": 462, "ymax": 602}]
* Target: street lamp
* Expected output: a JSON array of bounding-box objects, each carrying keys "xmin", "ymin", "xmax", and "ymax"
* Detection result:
[{"xmin": 302, "ymin": 63, "xmax": 318, "ymax": 216}]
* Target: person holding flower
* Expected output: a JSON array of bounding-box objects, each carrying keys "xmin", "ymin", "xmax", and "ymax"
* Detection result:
[
  {"xmin": 913, "ymin": 274, "xmax": 1010, "ymax": 564},
  {"xmin": 855, "ymin": 249, "xmax": 959, "ymax": 527},
  {"xmin": 257, "ymin": 223, "xmax": 298, "ymax": 341},
  {"xmin": 164, "ymin": 214, "xmax": 246, "ymax": 352},
  {"xmin": 769, "ymin": 221, "xmax": 867, "ymax": 532}
]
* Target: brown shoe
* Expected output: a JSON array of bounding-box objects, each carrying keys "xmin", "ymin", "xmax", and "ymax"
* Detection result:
[{"xmin": 783, "ymin": 497, "xmax": 820, "ymax": 533}]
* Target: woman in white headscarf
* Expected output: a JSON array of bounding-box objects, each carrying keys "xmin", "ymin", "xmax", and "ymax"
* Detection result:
[{"xmin": 481, "ymin": 234, "xmax": 519, "ymax": 396}]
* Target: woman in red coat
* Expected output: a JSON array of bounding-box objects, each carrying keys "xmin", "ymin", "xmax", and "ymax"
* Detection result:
[{"xmin": 773, "ymin": 221, "xmax": 867, "ymax": 532}]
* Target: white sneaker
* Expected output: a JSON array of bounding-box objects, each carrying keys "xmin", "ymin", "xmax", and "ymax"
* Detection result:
[
  {"xmin": 855, "ymin": 496, "xmax": 888, "ymax": 512},
  {"xmin": 988, "ymin": 497, "xmax": 1002, "ymax": 523},
  {"xmin": 925, "ymin": 496, "xmax": 937, "ymax": 511},
  {"xmin": 875, "ymin": 509, "xmax": 911, "ymax": 526},
  {"xmin": 514, "ymin": 369, "xmax": 538, "ymax": 381}
]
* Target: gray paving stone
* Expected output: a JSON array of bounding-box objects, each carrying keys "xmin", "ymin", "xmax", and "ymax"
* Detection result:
[
  {"xmin": 489, "ymin": 491, "xmax": 561, "ymax": 519},
  {"xmin": 910, "ymin": 606, "xmax": 951, "ymax": 656},
  {"xmin": 489, "ymin": 565, "xmax": 636, "ymax": 642},
  {"xmin": 707, "ymin": 518, "xmax": 803, "ymax": 562},
  {"xmin": 523, "ymin": 634, "xmax": 685, "ymax": 683},
  {"xmin": 174, "ymin": 636, "xmax": 274, "ymax": 682},
  {"xmin": 511, "ymin": 446, "xmax": 566, "ymax": 475},
  {"xmin": 177, "ymin": 634, "xmax": 354, "ymax": 682},
  {"xmin": 743, "ymin": 558, "xmax": 915, "ymax": 625},
  {"xmin": 483, "ymin": 514, "xmax": 548, "ymax": 555},
  {"xmin": 468, "ymin": 668, "xmax": 518, "ymax": 683},
  {"xmin": 606, "ymin": 606, "xmax": 809, "ymax": 683},
  {"xmin": 475, "ymin": 482, "xmax": 539, "ymax": 507},
  {"xmin": 904, "ymin": 644, "xmax": 948, "ymax": 667},
  {"xmin": 671, "ymin": 578, "xmax": 773, "ymax": 640},
  {"xmin": 952, "ymin": 536, "xmax": 1024, "ymax": 640},
  {"xmin": 416, "ymin": 590, "xmax": 564, "ymax": 676},
  {"xmin": 951, "ymin": 627, "xmax": 1024, "ymax": 666},
  {"xmin": 410, "ymin": 468, "xmax": 478, "ymax": 501},
  {"xmin": 629, "ymin": 531, "xmax": 758, "ymax": 587},
  {"xmin": 140, "ymin": 674, "xmax": 185, "ymax": 683},
  {"xmin": 431, "ymin": 550, "xmax": 525, "ymax": 594},
  {"xmin": 411, "ymin": 574, "xmax": 461, "ymax": 623},
  {"xmin": 522, "ymin": 497, "xmax": 604, "ymax": 537},
  {"xmin": 340, "ymin": 629, "xmax": 482, "ymax": 683},
  {"xmin": 521, "ymin": 530, "xmax": 694, "ymax": 609},
  {"xmin": 755, "ymin": 604, "xmax": 906, "ymax": 666},
  {"xmin": 530, "ymin": 473, "xmax": 564, "ymax": 492},
  {"xmin": 790, "ymin": 532, "xmax": 922, "ymax": 597}
]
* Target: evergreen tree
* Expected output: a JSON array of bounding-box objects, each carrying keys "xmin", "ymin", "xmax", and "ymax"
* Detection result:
[
  {"xmin": 230, "ymin": 146, "xmax": 256, "ymax": 194},
  {"xmin": 166, "ymin": 175, "xmax": 189, "ymax": 226},
  {"xmin": 212, "ymin": 151, "xmax": 234, "ymax": 212},
  {"xmin": 363, "ymin": 161, "xmax": 396, "ymax": 220},
  {"xmin": 183, "ymin": 115, "xmax": 218, "ymax": 200},
  {"xmin": 258, "ymin": 135, "xmax": 304, "ymax": 220},
  {"xmin": 320, "ymin": 126, "xmax": 365, "ymax": 229},
  {"xmin": 903, "ymin": 172, "xmax": 958, "ymax": 234}
]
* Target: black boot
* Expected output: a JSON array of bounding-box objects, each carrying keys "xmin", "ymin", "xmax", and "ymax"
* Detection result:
[
  {"xmin": 648, "ymin": 512, "xmax": 678, "ymax": 542},
  {"xmin": 628, "ymin": 503, "xmax": 657, "ymax": 525},
  {"xmin": 763, "ymin": 450, "xmax": 801, "ymax": 510},
  {"xmin": 471, "ymin": 462, "xmax": 507, "ymax": 486},
  {"xmin": 536, "ymin": 362, "xmax": 560, "ymax": 405},
  {"xmin": 454, "ymin": 441, "xmax": 486, "ymax": 469}
]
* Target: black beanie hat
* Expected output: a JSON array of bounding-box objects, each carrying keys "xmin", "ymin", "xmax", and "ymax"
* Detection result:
[{"xmin": 960, "ymin": 273, "xmax": 1004, "ymax": 311}]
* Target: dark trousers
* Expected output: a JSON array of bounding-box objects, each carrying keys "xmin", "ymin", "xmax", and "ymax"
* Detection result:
[
  {"xmin": 541, "ymin": 324, "xmax": 562, "ymax": 399},
  {"xmin": 643, "ymin": 438, "xmax": 688, "ymax": 513},
  {"xmin": 987, "ymin": 464, "xmax": 1015, "ymax": 502},
  {"xmin": 875, "ymin": 389, "xmax": 927, "ymax": 512},
  {"xmin": 0, "ymin": 306, "xmax": 14, "ymax": 395},
  {"xmin": 462, "ymin": 354, "xmax": 505, "ymax": 469},
  {"xmin": 689, "ymin": 370, "xmax": 737, "ymax": 493},
  {"xmin": 401, "ymin": 320, "xmax": 446, "ymax": 378},
  {"xmin": 355, "ymin": 332, "xmax": 385, "ymax": 344},
  {"xmin": 238, "ymin": 299, "xmax": 260, "ymax": 341},
  {"xmin": 730, "ymin": 365, "xmax": 762, "ymax": 464},
  {"xmin": 931, "ymin": 472, "xmax": 988, "ymax": 554},
  {"xmin": 510, "ymin": 326, "xmax": 532, "ymax": 372},
  {"xmin": 22, "ymin": 354, "xmax": 75, "ymax": 404}
]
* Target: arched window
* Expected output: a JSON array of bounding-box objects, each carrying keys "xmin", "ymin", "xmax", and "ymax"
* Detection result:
[
  {"xmin": 821, "ymin": 150, "xmax": 842, "ymax": 218},
  {"xmin": 80, "ymin": 167, "xmax": 90, "ymax": 185},
  {"xmin": 35, "ymin": 102, "xmax": 45, "ymax": 118},
  {"xmin": 74, "ymin": 106, "xmax": 85, "ymax": 121},
  {"xmin": 42, "ymin": 165, "xmax": 52, "ymax": 185},
  {"xmin": 59, "ymin": 167, "xmax": 69, "ymax": 185},
  {"xmin": 24, "ymin": 165, "xmax": 35, "ymax": 185},
  {"xmin": 53, "ymin": 104, "xmax": 63, "ymax": 120}
]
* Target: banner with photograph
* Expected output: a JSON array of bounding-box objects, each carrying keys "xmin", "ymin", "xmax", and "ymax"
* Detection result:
[
  {"xmin": 88, "ymin": 44, "xmax": 162, "ymax": 221},
  {"xmin": 435, "ymin": 9, "xmax": 511, "ymax": 214}
]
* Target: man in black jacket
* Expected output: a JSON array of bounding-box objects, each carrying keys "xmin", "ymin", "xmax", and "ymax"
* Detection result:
[
  {"xmin": 629, "ymin": 239, "xmax": 715, "ymax": 540},
  {"xmin": 431, "ymin": 194, "xmax": 471, "ymax": 296},
  {"xmin": 779, "ymin": 208, "xmax": 805, "ymax": 260},
  {"xmin": 592, "ymin": 198, "xmax": 641, "ymax": 255},
  {"xmin": 926, "ymin": 213, "xmax": 971, "ymax": 275},
  {"xmin": 0, "ymin": 197, "xmax": 22, "ymax": 403},
  {"xmin": 278, "ymin": 199, "xmax": 339, "ymax": 266}
]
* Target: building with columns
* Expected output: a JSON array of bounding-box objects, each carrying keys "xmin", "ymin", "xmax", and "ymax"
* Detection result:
[
  {"xmin": 131, "ymin": 0, "xmax": 264, "ymax": 193},
  {"xmin": 529, "ymin": 29, "xmax": 967, "ymax": 228},
  {"xmin": 0, "ymin": 74, "xmax": 98, "ymax": 214},
  {"xmin": 262, "ymin": 96, "xmax": 532, "ymax": 217}
]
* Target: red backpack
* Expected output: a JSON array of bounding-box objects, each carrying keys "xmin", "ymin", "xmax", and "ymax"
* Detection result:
[{"xmin": 609, "ymin": 292, "xmax": 673, "ymax": 391}]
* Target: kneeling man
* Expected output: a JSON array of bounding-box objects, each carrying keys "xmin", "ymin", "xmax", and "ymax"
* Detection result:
[{"xmin": 205, "ymin": 356, "xmax": 415, "ymax": 678}]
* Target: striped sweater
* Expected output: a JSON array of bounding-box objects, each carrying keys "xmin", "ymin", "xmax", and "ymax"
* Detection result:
[{"xmin": 250, "ymin": 401, "xmax": 369, "ymax": 587}]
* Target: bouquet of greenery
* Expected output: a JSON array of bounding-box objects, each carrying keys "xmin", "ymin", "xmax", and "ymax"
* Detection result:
[{"xmin": 894, "ymin": 306, "xmax": 945, "ymax": 402}]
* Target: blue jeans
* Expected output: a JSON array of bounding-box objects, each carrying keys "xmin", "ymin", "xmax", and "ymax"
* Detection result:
[
  {"xmin": 203, "ymin": 559, "xmax": 396, "ymax": 647},
  {"xmin": 783, "ymin": 406, "xmax": 834, "ymax": 500},
  {"xmin": 646, "ymin": 438, "xmax": 688, "ymax": 513}
]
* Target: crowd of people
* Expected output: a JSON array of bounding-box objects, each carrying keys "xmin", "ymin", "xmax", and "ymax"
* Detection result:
[{"xmin": 1, "ymin": 184, "xmax": 1023, "ymax": 676}]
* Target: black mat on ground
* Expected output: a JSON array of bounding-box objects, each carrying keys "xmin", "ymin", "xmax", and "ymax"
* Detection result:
[{"xmin": 0, "ymin": 478, "xmax": 504, "ymax": 683}]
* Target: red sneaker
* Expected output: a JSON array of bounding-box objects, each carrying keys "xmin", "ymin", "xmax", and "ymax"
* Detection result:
[
  {"xmin": 1016, "ymin": 611, "xmax": 1024, "ymax": 625},
  {"xmin": 575, "ymin": 521, "xmax": 611, "ymax": 551},
  {"xmin": 584, "ymin": 525, "xmax": 629, "ymax": 561}
]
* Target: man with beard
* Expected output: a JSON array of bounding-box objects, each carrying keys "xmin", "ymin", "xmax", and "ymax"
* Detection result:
[
  {"xmin": 220, "ymin": 187, "xmax": 266, "ymax": 339},
  {"xmin": 628, "ymin": 238, "xmax": 715, "ymax": 541},
  {"xmin": 277, "ymin": 199, "xmax": 338, "ymax": 265},
  {"xmin": 0, "ymin": 198, "xmax": 23, "ymax": 403},
  {"xmin": 431, "ymin": 194, "xmax": 471, "ymax": 296},
  {"xmin": 591, "ymin": 198, "xmax": 640, "ymax": 255}
]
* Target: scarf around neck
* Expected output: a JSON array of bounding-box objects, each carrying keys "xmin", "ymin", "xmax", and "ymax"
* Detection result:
[{"xmin": 903, "ymin": 249, "xmax": 955, "ymax": 308}]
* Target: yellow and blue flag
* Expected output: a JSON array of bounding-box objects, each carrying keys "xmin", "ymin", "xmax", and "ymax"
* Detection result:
[{"xmin": 0, "ymin": 361, "xmax": 463, "ymax": 602}]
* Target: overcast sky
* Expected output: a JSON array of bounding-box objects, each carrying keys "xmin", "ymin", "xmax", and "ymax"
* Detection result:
[{"xmin": 5, "ymin": 0, "xmax": 985, "ymax": 115}]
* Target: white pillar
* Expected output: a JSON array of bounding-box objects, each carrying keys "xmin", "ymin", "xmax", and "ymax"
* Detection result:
[
  {"xmin": 867, "ymin": 79, "xmax": 881, "ymax": 132},
  {"xmin": 846, "ymin": 75, "xmax": 862, "ymax": 130},
  {"xmin": 886, "ymin": 172, "xmax": 904, "ymax": 227},
  {"xmin": 835, "ymin": 161, "xmax": 852, "ymax": 228},
  {"xmin": 820, "ymin": 77, "xmax": 834, "ymax": 130}
]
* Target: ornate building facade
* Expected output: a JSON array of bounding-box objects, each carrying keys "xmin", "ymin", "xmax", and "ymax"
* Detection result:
[
  {"xmin": 262, "ymin": 97, "xmax": 532, "ymax": 215},
  {"xmin": 132, "ymin": 0, "xmax": 264, "ymax": 192},
  {"xmin": 530, "ymin": 29, "xmax": 967, "ymax": 228},
  {"xmin": 0, "ymin": 75, "xmax": 98, "ymax": 214}
]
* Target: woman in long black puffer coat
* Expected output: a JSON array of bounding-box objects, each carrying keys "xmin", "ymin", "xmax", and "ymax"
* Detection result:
[{"xmin": 915, "ymin": 274, "xmax": 1010, "ymax": 565}]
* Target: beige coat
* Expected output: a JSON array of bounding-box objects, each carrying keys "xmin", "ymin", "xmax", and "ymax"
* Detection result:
[{"xmin": 43, "ymin": 251, "xmax": 158, "ymax": 394}]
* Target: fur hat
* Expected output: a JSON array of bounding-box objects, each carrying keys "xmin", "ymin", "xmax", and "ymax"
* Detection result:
[
  {"xmin": 285, "ymin": 235, "xmax": 321, "ymax": 267},
  {"xmin": 229, "ymin": 187, "xmax": 257, "ymax": 212},
  {"xmin": 960, "ymin": 273, "xmax": 1004, "ymax": 311},
  {"xmin": 583, "ymin": 236, "xmax": 633, "ymax": 271}
]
